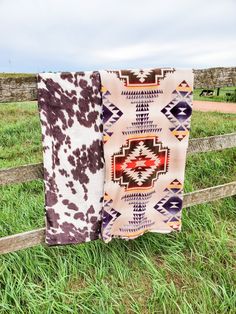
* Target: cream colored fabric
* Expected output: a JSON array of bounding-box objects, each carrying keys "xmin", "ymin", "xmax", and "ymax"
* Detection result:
[{"xmin": 100, "ymin": 68, "xmax": 194, "ymax": 243}]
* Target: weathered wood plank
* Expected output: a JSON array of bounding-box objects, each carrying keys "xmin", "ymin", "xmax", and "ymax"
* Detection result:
[
  {"xmin": 187, "ymin": 133, "xmax": 236, "ymax": 154},
  {"xmin": 183, "ymin": 181, "xmax": 236, "ymax": 207},
  {"xmin": 0, "ymin": 163, "xmax": 44, "ymax": 185},
  {"xmin": 0, "ymin": 76, "xmax": 37, "ymax": 103},
  {"xmin": 1, "ymin": 133, "xmax": 236, "ymax": 186},
  {"xmin": 0, "ymin": 181, "xmax": 236, "ymax": 254},
  {"xmin": 0, "ymin": 228, "xmax": 45, "ymax": 255}
]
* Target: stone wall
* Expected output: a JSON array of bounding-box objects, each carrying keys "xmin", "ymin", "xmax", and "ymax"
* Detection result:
[
  {"xmin": 0, "ymin": 76, "xmax": 37, "ymax": 102},
  {"xmin": 0, "ymin": 68, "xmax": 236, "ymax": 103},
  {"xmin": 193, "ymin": 67, "xmax": 236, "ymax": 88}
]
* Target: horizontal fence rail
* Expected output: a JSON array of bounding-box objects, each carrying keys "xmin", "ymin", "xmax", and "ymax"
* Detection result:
[
  {"xmin": 1, "ymin": 133, "xmax": 236, "ymax": 186},
  {"xmin": 187, "ymin": 133, "xmax": 236, "ymax": 154},
  {"xmin": 0, "ymin": 181, "xmax": 235, "ymax": 254},
  {"xmin": 0, "ymin": 163, "xmax": 44, "ymax": 185}
]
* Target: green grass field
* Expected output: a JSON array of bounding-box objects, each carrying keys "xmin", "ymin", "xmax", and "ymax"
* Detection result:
[
  {"xmin": 0, "ymin": 102, "xmax": 236, "ymax": 313},
  {"xmin": 193, "ymin": 87, "xmax": 236, "ymax": 103}
]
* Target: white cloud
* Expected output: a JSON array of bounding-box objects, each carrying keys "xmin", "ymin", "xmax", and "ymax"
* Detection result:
[{"xmin": 0, "ymin": 0, "xmax": 235, "ymax": 72}]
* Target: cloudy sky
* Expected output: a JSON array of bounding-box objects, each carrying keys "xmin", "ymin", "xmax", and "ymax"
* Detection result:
[{"xmin": 0, "ymin": 0, "xmax": 235, "ymax": 73}]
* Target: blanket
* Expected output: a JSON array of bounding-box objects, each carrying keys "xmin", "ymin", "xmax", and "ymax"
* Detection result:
[
  {"xmin": 37, "ymin": 72, "xmax": 104, "ymax": 245},
  {"xmin": 37, "ymin": 68, "xmax": 193, "ymax": 245},
  {"xmin": 100, "ymin": 68, "xmax": 193, "ymax": 242}
]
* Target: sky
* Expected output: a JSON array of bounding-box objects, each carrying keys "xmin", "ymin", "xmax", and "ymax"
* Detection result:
[{"xmin": 0, "ymin": 0, "xmax": 235, "ymax": 73}]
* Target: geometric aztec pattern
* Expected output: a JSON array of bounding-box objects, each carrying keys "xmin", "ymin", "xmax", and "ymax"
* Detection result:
[
  {"xmin": 119, "ymin": 201, "xmax": 156, "ymax": 238},
  {"xmin": 154, "ymin": 179, "xmax": 183, "ymax": 231},
  {"xmin": 112, "ymin": 136, "xmax": 169, "ymax": 191},
  {"xmin": 100, "ymin": 68, "xmax": 194, "ymax": 243},
  {"xmin": 102, "ymin": 86, "xmax": 123, "ymax": 143},
  {"xmin": 121, "ymin": 97, "xmax": 163, "ymax": 136},
  {"xmin": 109, "ymin": 68, "xmax": 175, "ymax": 87},
  {"xmin": 118, "ymin": 191, "xmax": 156, "ymax": 238},
  {"xmin": 102, "ymin": 192, "xmax": 121, "ymax": 241},
  {"xmin": 161, "ymin": 80, "xmax": 193, "ymax": 141}
]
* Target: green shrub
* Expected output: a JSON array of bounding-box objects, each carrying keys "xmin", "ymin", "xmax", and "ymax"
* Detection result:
[{"xmin": 227, "ymin": 90, "xmax": 236, "ymax": 102}]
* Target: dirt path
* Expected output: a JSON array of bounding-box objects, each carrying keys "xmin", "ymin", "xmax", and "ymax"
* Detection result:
[{"xmin": 193, "ymin": 100, "xmax": 236, "ymax": 114}]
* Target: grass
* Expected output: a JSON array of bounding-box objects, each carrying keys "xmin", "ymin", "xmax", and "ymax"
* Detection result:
[
  {"xmin": 0, "ymin": 102, "xmax": 236, "ymax": 313},
  {"xmin": 0, "ymin": 73, "xmax": 35, "ymax": 78},
  {"xmin": 193, "ymin": 87, "xmax": 236, "ymax": 103}
]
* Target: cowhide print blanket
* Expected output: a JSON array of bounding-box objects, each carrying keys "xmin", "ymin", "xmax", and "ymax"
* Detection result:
[
  {"xmin": 37, "ymin": 68, "xmax": 194, "ymax": 245},
  {"xmin": 37, "ymin": 72, "xmax": 104, "ymax": 245}
]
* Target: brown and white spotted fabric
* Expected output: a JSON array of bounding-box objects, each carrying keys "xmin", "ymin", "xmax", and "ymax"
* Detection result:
[{"xmin": 37, "ymin": 72, "xmax": 104, "ymax": 245}]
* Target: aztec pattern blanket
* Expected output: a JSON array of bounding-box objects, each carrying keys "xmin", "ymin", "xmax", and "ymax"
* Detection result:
[
  {"xmin": 37, "ymin": 72, "xmax": 104, "ymax": 245},
  {"xmin": 37, "ymin": 68, "xmax": 193, "ymax": 245},
  {"xmin": 100, "ymin": 69, "xmax": 193, "ymax": 242}
]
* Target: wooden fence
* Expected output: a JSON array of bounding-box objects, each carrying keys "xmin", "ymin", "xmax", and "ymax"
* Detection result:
[{"xmin": 0, "ymin": 75, "xmax": 236, "ymax": 255}]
